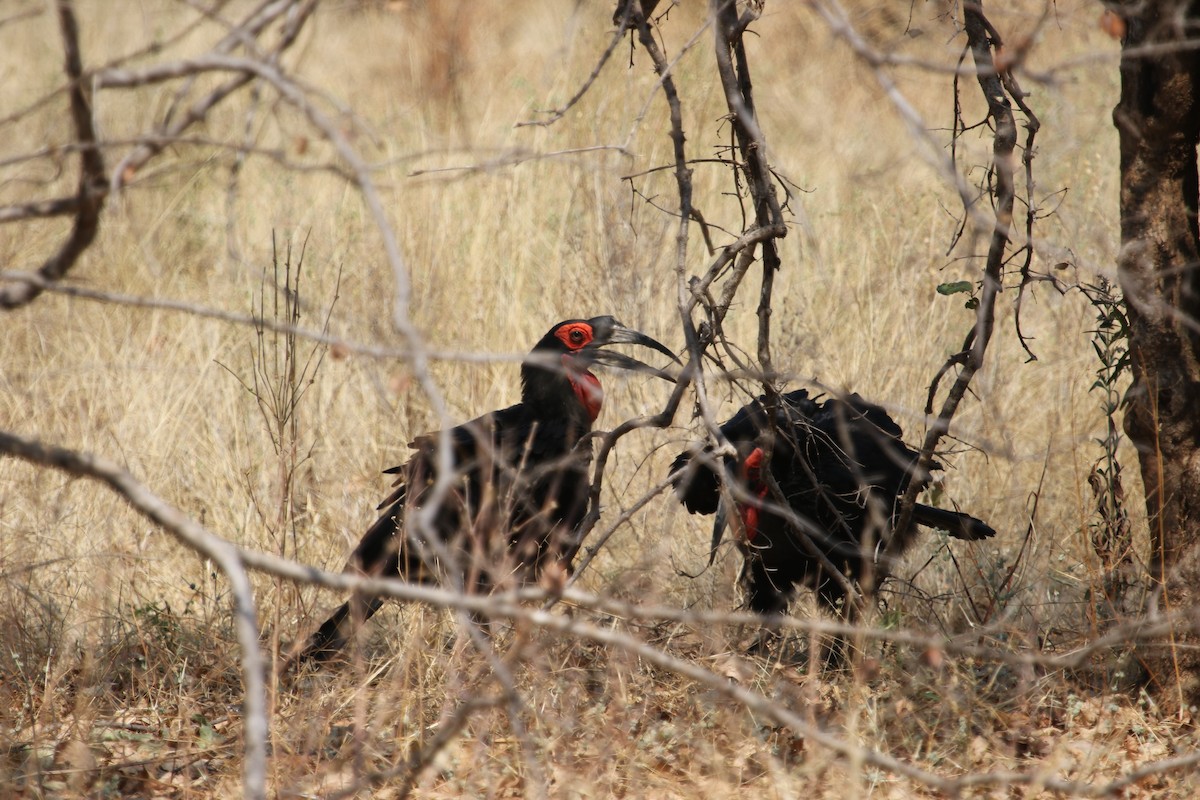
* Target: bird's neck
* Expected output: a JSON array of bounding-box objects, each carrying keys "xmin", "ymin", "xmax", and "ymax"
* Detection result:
[
  {"xmin": 520, "ymin": 358, "xmax": 601, "ymax": 425},
  {"xmin": 568, "ymin": 369, "xmax": 602, "ymax": 422}
]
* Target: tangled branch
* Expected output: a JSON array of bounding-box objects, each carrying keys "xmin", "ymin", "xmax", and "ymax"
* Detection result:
[
  {"xmin": 889, "ymin": 1, "xmax": 1037, "ymax": 563},
  {"xmin": 3, "ymin": 426, "xmax": 1197, "ymax": 797},
  {"xmin": 0, "ymin": 0, "xmax": 104, "ymax": 310}
]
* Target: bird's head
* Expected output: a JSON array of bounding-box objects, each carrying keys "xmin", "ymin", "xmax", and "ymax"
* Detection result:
[{"xmin": 523, "ymin": 316, "xmax": 678, "ymax": 422}]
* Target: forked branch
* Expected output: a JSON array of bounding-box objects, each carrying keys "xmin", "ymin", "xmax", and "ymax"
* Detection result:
[
  {"xmin": 4, "ymin": 426, "xmax": 1196, "ymax": 798},
  {"xmin": 0, "ymin": 0, "xmax": 104, "ymax": 310},
  {"xmin": 890, "ymin": 0, "xmax": 1034, "ymax": 558}
]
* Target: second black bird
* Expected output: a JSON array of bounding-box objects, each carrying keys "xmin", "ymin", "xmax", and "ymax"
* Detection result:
[{"xmin": 670, "ymin": 389, "xmax": 995, "ymax": 619}]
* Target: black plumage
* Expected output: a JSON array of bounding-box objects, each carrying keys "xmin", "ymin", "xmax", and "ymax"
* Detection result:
[
  {"xmin": 289, "ymin": 317, "xmax": 676, "ymax": 667},
  {"xmin": 671, "ymin": 389, "xmax": 995, "ymax": 619}
]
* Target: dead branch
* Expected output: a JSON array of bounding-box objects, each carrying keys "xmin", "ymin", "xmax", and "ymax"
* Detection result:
[
  {"xmin": 888, "ymin": 1, "xmax": 1026, "ymax": 566},
  {"xmin": 0, "ymin": 194, "xmax": 96, "ymax": 224},
  {"xmin": 515, "ymin": 2, "xmax": 633, "ymax": 128},
  {"xmin": 408, "ymin": 144, "xmax": 632, "ymax": 178},
  {"xmin": 711, "ymin": 0, "xmax": 786, "ymax": 391},
  {"xmin": 109, "ymin": 0, "xmax": 318, "ymax": 193},
  {"xmin": 2, "ymin": 423, "xmax": 1194, "ymax": 664},
  {"xmin": 563, "ymin": 0, "xmax": 702, "ymax": 568},
  {"xmin": 564, "ymin": 370, "xmax": 692, "ymax": 567},
  {"xmin": 0, "ymin": 134, "xmax": 355, "ymax": 187},
  {"xmin": 0, "ymin": 0, "xmax": 329, "ymax": 314},
  {"xmin": 0, "ymin": 430, "xmax": 269, "ymax": 800},
  {"xmin": 0, "ymin": 0, "xmax": 105, "ymax": 310},
  {"xmin": 8, "ymin": 422, "xmax": 1198, "ymax": 797}
]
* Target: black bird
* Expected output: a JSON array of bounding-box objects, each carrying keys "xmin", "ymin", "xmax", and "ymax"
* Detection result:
[
  {"xmin": 671, "ymin": 389, "xmax": 994, "ymax": 622},
  {"xmin": 291, "ymin": 317, "xmax": 677, "ymax": 666}
]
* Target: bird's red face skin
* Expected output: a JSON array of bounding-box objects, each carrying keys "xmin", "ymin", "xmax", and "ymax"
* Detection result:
[
  {"xmin": 556, "ymin": 322, "xmax": 603, "ymax": 421},
  {"xmin": 742, "ymin": 447, "xmax": 765, "ymax": 481},
  {"xmin": 554, "ymin": 322, "xmax": 594, "ymax": 351},
  {"xmin": 738, "ymin": 447, "xmax": 769, "ymax": 543}
]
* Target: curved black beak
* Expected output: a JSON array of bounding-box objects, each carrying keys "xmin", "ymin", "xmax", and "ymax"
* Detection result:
[
  {"xmin": 583, "ymin": 316, "xmax": 680, "ymax": 382},
  {"xmin": 587, "ymin": 349, "xmax": 678, "ymax": 382},
  {"xmin": 708, "ymin": 496, "xmax": 730, "ymax": 567}
]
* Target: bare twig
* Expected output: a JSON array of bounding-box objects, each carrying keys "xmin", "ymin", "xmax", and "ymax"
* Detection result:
[
  {"xmin": 0, "ymin": 430, "xmax": 268, "ymax": 800},
  {"xmin": 515, "ymin": 2, "xmax": 632, "ymax": 128},
  {"xmin": 0, "ymin": 0, "xmax": 105, "ymax": 310},
  {"xmin": 0, "ymin": 193, "xmax": 99, "ymax": 224},
  {"xmin": 9, "ymin": 426, "xmax": 1198, "ymax": 797},
  {"xmin": 1006, "ymin": 37, "xmax": 1046, "ymax": 360},
  {"xmin": 108, "ymin": 0, "xmax": 318, "ymax": 193},
  {"xmin": 888, "ymin": 1, "xmax": 1025, "ymax": 565},
  {"xmin": 408, "ymin": 145, "xmax": 632, "ymax": 177},
  {"xmin": 563, "ymin": 0, "xmax": 700, "ymax": 568},
  {"xmin": 0, "ymin": 134, "xmax": 355, "ymax": 187},
  {"xmin": 711, "ymin": 0, "xmax": 786, "ymax": 393}
]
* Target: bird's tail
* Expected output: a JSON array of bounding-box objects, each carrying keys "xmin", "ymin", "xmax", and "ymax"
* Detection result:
[
  {"xmin": 282, "ymin": 504, "xmax": 405, "ymax": 674},
  {"xmin": 912, "ymin": 503, "xmax": 995, "ymax": 541},
  {"xmin": 282, "ymin": 594, "xmax": 387, "ymax": 674}
]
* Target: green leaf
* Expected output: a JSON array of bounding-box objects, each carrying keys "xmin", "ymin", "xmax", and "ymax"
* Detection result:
[{"xmin": 937, "ymin": 280, "xmax": 973, "ymax": 296}]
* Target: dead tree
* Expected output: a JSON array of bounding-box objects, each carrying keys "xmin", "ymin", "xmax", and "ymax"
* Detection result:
[{"xmin": 1111, "ymin": 0, "xmax": 1200, "ymax": 712}]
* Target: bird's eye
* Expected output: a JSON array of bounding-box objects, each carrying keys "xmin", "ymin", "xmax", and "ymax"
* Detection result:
[{"xmin": 569, "ymin": 329, "xmax": 585, "ymax": 344}]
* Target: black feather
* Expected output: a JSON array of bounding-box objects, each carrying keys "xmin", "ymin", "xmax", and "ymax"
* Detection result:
[
  {"xmin": 671, "ymin": 389, "xmax": 994, "ymax": 618},
  {"xmin": 288, "ymin": 317, "xmax": 673, "ymax": 668}
]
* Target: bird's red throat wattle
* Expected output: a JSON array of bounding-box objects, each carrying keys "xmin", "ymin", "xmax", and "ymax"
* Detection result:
[
  {"xmin": 738, "ymin": 447, "xmax": 769, "ymax": 542},
  {"xmin": 563, "ymin": 355, "xmax": 603, "ymax": 422}
]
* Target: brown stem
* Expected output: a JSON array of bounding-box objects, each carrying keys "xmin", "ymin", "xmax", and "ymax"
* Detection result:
[
  {"xmin": 0, "ymin": 0, "xmax": 105, "ymax": 310},
  {"xmin": 711, "ymin": 0, "xmax": 785, "ymax": 392},
  {"xmin": 891, "ymin": 0, "xmax": 1019, "ymax": 559},
  {"xmin": 564, "ymin": 1, "xmax": 696, "ymax": 570}
]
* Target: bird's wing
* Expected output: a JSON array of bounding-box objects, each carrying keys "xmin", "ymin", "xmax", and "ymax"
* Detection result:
[
  {"xmin": 670, "ymin": 446, "xmax": 724, "ymax": 515},
  {"xmin": 806, "ymin": 394, "xmax": 938, "ymax": 492}
]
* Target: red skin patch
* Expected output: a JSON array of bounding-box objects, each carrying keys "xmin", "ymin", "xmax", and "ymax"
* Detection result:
[
  {"xmin": 567, "ymin": 361, "xmax": 603, "ymax": 422},
  {"xmin": 556, "ymin": 322, "xmax": 602, "ymax": 421},
  {"xmin": 738, "ymin": 447, "xmax": 769, "ymax": 543},
  {"xmin": 554, "ymin": 322, "xmax": 594, "ymax": 351}
]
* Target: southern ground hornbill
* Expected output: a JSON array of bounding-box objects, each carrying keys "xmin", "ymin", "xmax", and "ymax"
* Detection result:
[
  {"xmin": 289, "ymin": 316, "xmax": 676, "ymax": 667},
  {"xmin": 670, "ymin": 389, "xmax": 995, "ymax": 628}
]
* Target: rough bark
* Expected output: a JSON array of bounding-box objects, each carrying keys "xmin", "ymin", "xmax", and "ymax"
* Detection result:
[{"xmin": 1113, "ymin": 0, "xmax": 1200, "ymax": 711}]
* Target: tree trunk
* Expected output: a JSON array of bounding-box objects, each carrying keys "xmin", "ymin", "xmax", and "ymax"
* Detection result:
[{"xmin": 1113, "ymin": 0, "xmax": 1200, "ymax": 712}]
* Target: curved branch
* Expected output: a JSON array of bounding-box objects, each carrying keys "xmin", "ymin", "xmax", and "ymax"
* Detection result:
[
  {"xmin": 515, "ymin": 2, "xmax": 631, "ymax": 128},
  {"xmin": 0, "ymin": 0, "xmax": 105, "ymax": 310},
  {"xmin": 5, "ymin": 424, "xmax": 1200, "ymax": 797},
  {"xmin": 0, "ymin": 430, "xmax": 268, "ymax": 800},
  {"xmin": 890, "ymin": 0, "xmax": 1022, "ymax": 562}
]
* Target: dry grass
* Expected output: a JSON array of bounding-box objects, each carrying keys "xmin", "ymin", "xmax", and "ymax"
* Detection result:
[{"xmin": 3, "ymin": 0, "xmax": 1197, "ymax": 797}]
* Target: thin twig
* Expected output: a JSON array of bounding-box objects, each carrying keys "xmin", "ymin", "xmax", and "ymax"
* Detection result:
[
  {"xmin": 515, "ymin": 1, "xmax": 632, "ymax": 128},
  {"xmin": 889, "ymin": 1, "xmax": 1023, "ymax": 565},
  {"xmin": 10, "ymin": 425, "xmax": 1198, "ymax": 796},
  {"xmin": 564, "ymin": 0, "xmax": 699, "ymax": 569}
]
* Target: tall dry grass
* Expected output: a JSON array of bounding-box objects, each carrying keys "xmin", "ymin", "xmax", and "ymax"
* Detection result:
[{"xmin": 3, "ymin": 0, "xmax": 1192, "ymax": 797}]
